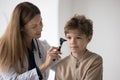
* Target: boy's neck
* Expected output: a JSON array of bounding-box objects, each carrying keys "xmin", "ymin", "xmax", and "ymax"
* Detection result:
[{"xmin": 71, "ymin": 49, "xmax": 87, "ymax": 60}]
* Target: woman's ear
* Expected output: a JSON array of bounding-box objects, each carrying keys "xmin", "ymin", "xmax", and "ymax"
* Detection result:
[{"xmin": 87, "ymin": 35, "xmax": 92, "ymax": 42}]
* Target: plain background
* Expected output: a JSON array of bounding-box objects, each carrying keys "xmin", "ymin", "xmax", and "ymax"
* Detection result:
[{"xmin": 0, "ymin": 0, "xmax": 120, "ymax": 80}]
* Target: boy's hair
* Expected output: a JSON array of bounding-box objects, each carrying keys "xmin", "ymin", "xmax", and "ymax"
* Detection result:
[{"xmin": 64, "ymin": 14, "xmax": 93, "ymax": 36}]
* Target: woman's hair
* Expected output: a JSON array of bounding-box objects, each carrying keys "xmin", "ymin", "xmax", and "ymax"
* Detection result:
[
  {"xmin": 64, "ymin": 14, "xmax": 93, "ymax": 37},
  {"xmin": 0, "ymin": 2, "xmax": 40, "ymax": 73}
]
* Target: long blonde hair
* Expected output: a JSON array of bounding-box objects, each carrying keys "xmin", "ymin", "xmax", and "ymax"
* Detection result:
[{"xmin": 0, "ymin": 2, "xmax": 40, "ymax": 73}]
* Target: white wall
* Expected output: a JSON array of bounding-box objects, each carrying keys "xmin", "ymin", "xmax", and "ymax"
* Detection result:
[
  {"xmin": 58, "ymin": 0, "xmax": 73, "ymax": 58},
  {"xmin": 59, "ymin": 0, "xmax": 120, "ymax": 80}
]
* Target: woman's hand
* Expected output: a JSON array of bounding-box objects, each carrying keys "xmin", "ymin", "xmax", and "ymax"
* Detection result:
[{"xmin": 39, "ymin": 46, "xmax": 60, "ymax": 73}]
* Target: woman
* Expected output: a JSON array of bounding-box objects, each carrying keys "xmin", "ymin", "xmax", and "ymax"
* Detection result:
[
  {"xmin": 0, "ymin": 2, "xmax": 60, "ymax": 80},
  {"xmin": 55, "ymin": 14, "xmax": 103, "ymax": 80}
]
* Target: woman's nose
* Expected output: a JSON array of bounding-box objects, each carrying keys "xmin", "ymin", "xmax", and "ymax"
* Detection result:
[{"xmin": 38, "ymin": 24, "xmax": 43, "ymax": 31}]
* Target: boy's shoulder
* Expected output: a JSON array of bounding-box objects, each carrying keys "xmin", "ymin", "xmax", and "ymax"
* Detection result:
[
  {"xmin": 85, "ymin": 50, "xmax": 103, "ymax": 64},
  {"xmin": 87, "ymin": 50, "xmax": 102, "ymax": 60},
  {"xmin": 57, "ymin": 55, "xmax": 71, "ymax": 66}
]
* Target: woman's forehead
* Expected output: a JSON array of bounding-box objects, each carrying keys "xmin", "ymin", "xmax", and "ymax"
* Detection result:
[{"xmin": 25, "ymin": 14, "xmax": 41, "ymax": 26}]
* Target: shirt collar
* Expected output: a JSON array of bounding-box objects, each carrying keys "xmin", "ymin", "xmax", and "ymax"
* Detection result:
[{"xmin": 70, "ymin": 49, "xmax": 88, "ymax": 63}]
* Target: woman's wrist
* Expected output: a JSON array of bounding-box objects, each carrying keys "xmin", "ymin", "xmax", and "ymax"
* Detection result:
[{"xmin": 39, "ymin": 63, "xmax": 48, "ymax": 73}]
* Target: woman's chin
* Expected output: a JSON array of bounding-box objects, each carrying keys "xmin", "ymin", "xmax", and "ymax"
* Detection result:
[{"xmin": 35, "ymin": 35, "xmax": 41, "ymax": 38}]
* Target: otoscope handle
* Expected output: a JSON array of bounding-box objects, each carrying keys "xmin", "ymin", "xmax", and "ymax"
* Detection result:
[
  {"xmin": 53, "ymin": 45, "xmax": 61, "ymax": 61},
  {"xmin": 58, "ymin": 45, "xmax": 61, "ymax": 51},
  {"xmin": 53, "ymin": 38, "xmax": 66, "ymax": 61}
]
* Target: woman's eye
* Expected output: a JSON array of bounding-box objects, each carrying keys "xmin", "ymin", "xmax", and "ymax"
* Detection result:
[
  {"xmin": 39, "ymin": 21, "xmax": 43, "ymax": 26},
  {"xmin": 32, "ymin": 25, "xmax": 37, "ymax": 29}
]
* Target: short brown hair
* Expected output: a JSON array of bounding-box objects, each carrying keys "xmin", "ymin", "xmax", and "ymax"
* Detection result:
[{"xmin": 64, "ymin": 14, "xmax": 93, "ymax": 36}]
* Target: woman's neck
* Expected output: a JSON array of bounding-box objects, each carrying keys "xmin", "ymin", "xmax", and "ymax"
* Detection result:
[{"xmin": 25, "ymin": 37, "xmax": 33, "ymax": 49}]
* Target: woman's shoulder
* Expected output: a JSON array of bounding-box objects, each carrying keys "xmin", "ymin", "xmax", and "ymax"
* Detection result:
[
  {"xmin": 33, "ymin": 39, "xmax": 50, "ymax": 48},
  {"xmin": 34, "ymin": 39, "xmax": 49, "ymax": 44}
]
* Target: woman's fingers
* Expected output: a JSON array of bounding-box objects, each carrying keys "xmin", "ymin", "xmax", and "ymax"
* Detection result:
[
  {"xmin": 47, "ymin": 46, "xmax": 61, "ymax": 61},
  {"xmin": 50, "ymin": 51, "xmax": 60, "ymax": 58},
  {"xmin": 48, "ymin": 46, "xmax": 59, "ymax": 52}
]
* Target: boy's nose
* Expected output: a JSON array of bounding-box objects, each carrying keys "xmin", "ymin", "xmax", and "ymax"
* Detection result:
[{"xmin": 70, "ymin": 38, "xmax": 76, "ymax": 44}]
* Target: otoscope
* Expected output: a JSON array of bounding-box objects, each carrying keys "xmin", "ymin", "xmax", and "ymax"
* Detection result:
[
  {"xmin": 58, "ymin": 38, "xmax": 67, "ymax": 51},
  {"xmin": 53, "ymin": 38, "xmax": 66, "ymax": 61}
]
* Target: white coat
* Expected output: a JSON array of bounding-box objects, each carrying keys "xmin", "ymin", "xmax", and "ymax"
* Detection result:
[{"xmin": 0, "ymin": 39, "xmax": 58, "ymax": 80}]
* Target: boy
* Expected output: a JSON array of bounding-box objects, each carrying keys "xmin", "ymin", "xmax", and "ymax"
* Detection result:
[{"xmin": 55, "ymin": 14, "xmax": 103, "ymax": 80}]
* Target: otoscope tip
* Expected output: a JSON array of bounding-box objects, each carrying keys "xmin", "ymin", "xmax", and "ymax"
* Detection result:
[{"xmin": 60, "ymin": 38, "xmax": 66, "ymax": 45}]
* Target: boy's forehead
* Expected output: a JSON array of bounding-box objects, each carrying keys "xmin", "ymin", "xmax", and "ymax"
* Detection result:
[{"xmin": 67, "ymin": 29, "xmax": 83, "ymax": 35}]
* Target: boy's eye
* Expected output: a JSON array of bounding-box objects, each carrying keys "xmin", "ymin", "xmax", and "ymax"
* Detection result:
[
  {"xmin": 76, "ymin": 36, "xmax": 82, "ymax": 39},
  {"xmin": 66, "ymin": 36, "xmax": 71, "ymax": 39}
]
